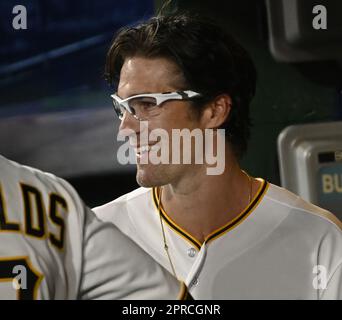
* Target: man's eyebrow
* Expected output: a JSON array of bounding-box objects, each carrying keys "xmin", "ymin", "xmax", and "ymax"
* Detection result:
[{"xmin": 117, "ymin": 91, "xmax": 161, "ymax": 99}]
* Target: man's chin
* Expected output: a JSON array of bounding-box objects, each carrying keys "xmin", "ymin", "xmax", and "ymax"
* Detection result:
[
  {"xmin": 136, "ymin": 166, "xmax": 164, "ymax": 188},
  {"xmin": 136, "ymin": 176, "xmax": 151, "ymax": 188},
  {"xmin": 136, "ymin": 168, "xmax": 153, "ymax": 188}
]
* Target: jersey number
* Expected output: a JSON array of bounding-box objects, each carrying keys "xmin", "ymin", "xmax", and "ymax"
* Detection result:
[{"xmin": 0, "ymin": 257, "xmax": 41, "ymax": 300}]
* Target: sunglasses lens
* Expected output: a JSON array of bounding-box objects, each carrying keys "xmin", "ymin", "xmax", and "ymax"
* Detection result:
[
  {"xmin": 128, "ymin": 97, "xmax": 157, "ymax": 109},
  {"xmin": 128, "ymin": 97, "xmax": 158, "ymax": 119}
]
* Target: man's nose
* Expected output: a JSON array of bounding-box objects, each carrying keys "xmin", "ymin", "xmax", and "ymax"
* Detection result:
[{"xmin": 118, "ymin": 111, "xmax": 140, "ymax": 137}]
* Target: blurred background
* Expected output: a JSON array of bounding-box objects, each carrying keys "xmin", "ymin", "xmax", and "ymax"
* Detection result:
[{"xmin": 1, "ymin": 0, "xmax": 342, "ymax": 213}]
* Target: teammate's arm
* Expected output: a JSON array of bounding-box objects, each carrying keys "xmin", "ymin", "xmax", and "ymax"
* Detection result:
[{"xmin": 78, "ymin": 207, "xmax": 185, "ymax": 300}]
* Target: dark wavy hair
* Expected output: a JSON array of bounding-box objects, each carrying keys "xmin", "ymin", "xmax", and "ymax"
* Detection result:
[{"xmin": 105, "ymin": 14, "xmax": 257, "ymax": 159}]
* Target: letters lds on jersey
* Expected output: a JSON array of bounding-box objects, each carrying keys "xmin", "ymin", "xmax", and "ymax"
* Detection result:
[{"xmin": 0, "ymin": 183, "xmax": 67, "ymax": 250}]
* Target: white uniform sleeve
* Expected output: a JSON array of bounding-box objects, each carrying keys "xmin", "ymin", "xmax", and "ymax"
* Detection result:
[
  {"xmin": 320, "ymin": 262, "xmax": 342, "ymax": 300},
  {"xmin": 79, "ymin": 207, "xmax": 187, "ymax": 300}
]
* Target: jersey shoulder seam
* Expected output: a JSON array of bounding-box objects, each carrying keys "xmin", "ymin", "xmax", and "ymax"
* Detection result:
[{"xmin": 264, "ymin": 193, "xmax": 342, "ymax": 231}]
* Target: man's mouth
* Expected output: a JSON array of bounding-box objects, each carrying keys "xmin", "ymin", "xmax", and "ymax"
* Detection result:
[{"xmin": 133, "ymin": 143, "xmax": 160, "ymax": 158}]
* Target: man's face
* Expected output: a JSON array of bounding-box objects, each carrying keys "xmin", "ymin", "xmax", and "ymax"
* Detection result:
[{"xmin": 117, "ymin": 56, "xmax": 204, "ymax": 187}]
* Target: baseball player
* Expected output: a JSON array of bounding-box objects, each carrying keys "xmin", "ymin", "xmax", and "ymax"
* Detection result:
[
  {"xmin": 95, "ymin": 181, "xmax": 342, "ymax": 299},
  {"xmin": 94, "ymin": 13, "xmax": 342, "ymax": 299},
  {"xmin": 0, "ymin": 155, "xmax": 189, "ymax": 300}
]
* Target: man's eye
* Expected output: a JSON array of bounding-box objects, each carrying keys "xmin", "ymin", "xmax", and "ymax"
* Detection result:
[
  {"xmin": 140, "ymin": 101, "xmax": 156, "ymax": 108},
  {"xmin": 130, "ymin": 98, "xmax": 157, "ymax": 109}
]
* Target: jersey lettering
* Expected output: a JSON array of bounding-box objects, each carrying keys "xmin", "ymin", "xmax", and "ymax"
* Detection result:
[
  {"xmin": 0, "ymin": 185, "xmax": 21, "ymax": 232},
  {"xmin": 49, "ymin": 194, "xmax": 67, "ymax": 250},
  {"xmin": 0, "ymin": 182, "xmax": 67, "ymax": 251},
  {"xmin": 21, "ymin": 184, "xmax": 46, "ymax": 238}
]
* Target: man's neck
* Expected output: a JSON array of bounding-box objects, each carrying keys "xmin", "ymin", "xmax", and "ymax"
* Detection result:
[{"xmin": 160, "ymin": 161, "xmax": 258, "ymax": 244}]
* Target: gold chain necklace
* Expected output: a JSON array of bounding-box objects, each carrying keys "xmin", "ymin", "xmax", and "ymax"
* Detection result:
[
  {"xmin": 158, "ymin": 187, "xmax": 178, "ymax": 279},
  {"xmin": 157, "ymin": 171, "xmax": 253, "ymax": 280},
  {"xmin": 242, "ymin": 170, "xmax": 253, "ymax": 205}
]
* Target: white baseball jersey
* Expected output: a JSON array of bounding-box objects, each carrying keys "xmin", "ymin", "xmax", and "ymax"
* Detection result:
[
  {"xmin": 94, "ymin": 179, "xmax": 342, "ymax": 299},
  {"xmin": 0, "ymin": 155, "xmax": 188, "ymax": 300}
]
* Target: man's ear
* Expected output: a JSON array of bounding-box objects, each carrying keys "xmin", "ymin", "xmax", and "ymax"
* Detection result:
[{"xmin": 200, "ymin": 94, "xmax": 232, "ymax": 129}]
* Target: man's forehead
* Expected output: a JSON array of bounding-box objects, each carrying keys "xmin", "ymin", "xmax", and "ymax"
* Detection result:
[
  {"xmin": 118, "ymin": 57, "xmax": 185, "ymax": 96},
  {"xmin": 121, "ymin": 57, "xmax": 180, "ymax": 79}
]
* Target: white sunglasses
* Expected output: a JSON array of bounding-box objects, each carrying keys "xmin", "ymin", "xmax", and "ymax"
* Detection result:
[{"xmin": 110, "ymin": 90, "xmax": 201, "ymax": 121}]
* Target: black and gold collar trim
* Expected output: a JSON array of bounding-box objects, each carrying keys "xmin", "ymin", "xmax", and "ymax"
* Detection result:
[
  {"xmin": 205, "ymin": 180, "xmax": 268, "ymax": 244},
  {"xmin": 152, "ymin": 180, "xmax": 269, "ymax": 251},
  {"xmin": 152, "ymin": 187, "xmax": 202, "ymax": 250}
]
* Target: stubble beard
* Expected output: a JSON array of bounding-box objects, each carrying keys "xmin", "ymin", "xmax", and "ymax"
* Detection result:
[{"xmin": 135, "ymin": 163, "xmax": 182, "ymax": 188}]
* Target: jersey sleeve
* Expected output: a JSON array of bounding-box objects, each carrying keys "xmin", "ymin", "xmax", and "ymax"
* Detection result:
[
  {"xmin": 316, "ymin": 217, "xmax": 342, "ymax": 300},
  {"xmin": 320, "ymin": 262, "xmax": 342, "ymax": 300},
  {"xmin": 79, "ymin": 207, "xmax": 185, "ymax": 300}
]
